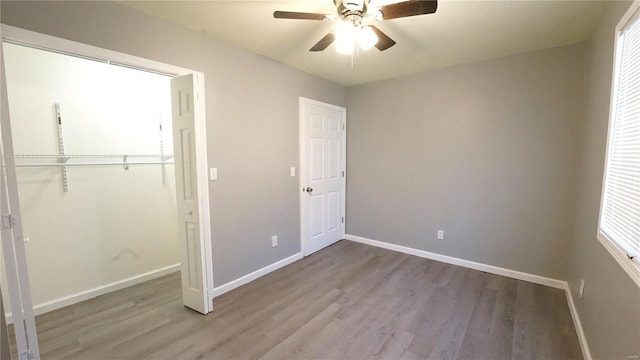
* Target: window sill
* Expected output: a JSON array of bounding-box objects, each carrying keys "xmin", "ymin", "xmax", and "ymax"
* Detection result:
[{"xmin": 597, "ymin": 232, "xmax": 640, "ymax": 288}]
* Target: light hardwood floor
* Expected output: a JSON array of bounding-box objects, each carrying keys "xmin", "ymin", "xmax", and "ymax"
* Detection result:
[{"xmin": 9, "ymin": 240, "xmax": 582, "ymax": 359}]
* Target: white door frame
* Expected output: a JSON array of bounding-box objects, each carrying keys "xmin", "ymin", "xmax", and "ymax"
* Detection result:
[
  {"xmin": 0, "ymin": 25, "xmax": 215, "ymax": 311},
  {"xmin": 299, "ymin": 97, "xmax": 346, "ymax": 256},
  {"xmin": 0, "ymin": 25, "xmax": 41, "ymax": 359}
]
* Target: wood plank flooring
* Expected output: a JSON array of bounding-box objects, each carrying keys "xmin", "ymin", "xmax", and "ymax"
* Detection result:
[{"xmin": 8, "ymin": 240, "xmax": 582, "ymax": 359}]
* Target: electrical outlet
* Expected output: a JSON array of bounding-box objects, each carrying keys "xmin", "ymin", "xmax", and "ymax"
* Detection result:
[
  {"xmin": 271, "ymin": 235, "xmax": 278, "ymax": 248},
  {"xmin": 437, "ymin": 230, "xmax": 444, "ymax": 240},
  {"xmin": 579, "ymin": 279, "xmax": 585, "ymax": 299}
]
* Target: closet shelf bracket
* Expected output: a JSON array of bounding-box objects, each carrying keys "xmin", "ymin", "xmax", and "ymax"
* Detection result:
[
  {"xmin": 1, "ymin": 214, "xmax": 16, "ymax": 230},
  {"xmin": 55, "ymin": 103, "xmax": 69, "ymax": 192}
]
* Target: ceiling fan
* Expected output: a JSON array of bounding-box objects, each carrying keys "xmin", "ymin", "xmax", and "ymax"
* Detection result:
[{"xmin": 273, "ymin": 0, "xmax": 438, "ymax": 53}]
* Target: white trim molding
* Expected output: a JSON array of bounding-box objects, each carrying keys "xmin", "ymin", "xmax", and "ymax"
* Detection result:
[
  {"xmin": 345, "ymin": 234, "xmax": 592, "ymax": 360},
  {"xmin": 5, "ymin": 263, "xmax": 181, "ymax": 324},
  {"xmin": 1, "ymin": 25, "xmax": 191, "ymax": 77},
  {"xmin": 596, "ymin": 235, "xmax": 640, "ymax": 288},
  {"xmin": 595, "ymin": 0, "xmax": 640, "ymax": 289},
  {"xmin": 564, "ymin": 283, "xmax": 593, "ymax": 360},
  {"xmin": 211, "ymin": 252, "xmax": 303, "ymax": 299},
  {"xmin": 345, "ymin": 234, "xmax": 566, "ymax": 288},
  {"xmin": 2, "ymin": 24, "xmax": 216, "ymax": 315}
]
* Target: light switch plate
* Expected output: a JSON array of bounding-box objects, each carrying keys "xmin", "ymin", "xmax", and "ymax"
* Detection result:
[
  {"xmin": 290, "ymin": 167, "xmax": 296, "ymax": 176},
  {"xmin": 209, "ymin": 168, "xmax": 218, "ymax": 181}
]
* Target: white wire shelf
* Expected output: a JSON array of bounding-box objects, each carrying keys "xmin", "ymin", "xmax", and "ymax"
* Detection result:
[
  {"xmin": 12, "ymin": 154, "xmax": 174, "ymax": 168},
  {"xmin": 10, "ymin": 154, "xmax": 175, "ymax": 192},
  {"xmin": 15, "ymin": 103, "xmax": 173, "ymax": 192}
]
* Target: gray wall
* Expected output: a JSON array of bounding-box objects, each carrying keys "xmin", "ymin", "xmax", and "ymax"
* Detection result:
[
  {"xmin": 0, "ymin": 1, "xmax": 346, "ymax": 286},
  {"xmin": 2, "ymin": 1, "xmax": 639, "ymax": 357},
  {"xmin": 0, "ymin": 289, "xmax": 9, "ymax": 360},
  {"xmin": 346, "ymin": 44, "xmax": 584, "ymax": 280},
  {"xmin": 568, "ymin": 1, "xmax": 640, "ymax": 358}
]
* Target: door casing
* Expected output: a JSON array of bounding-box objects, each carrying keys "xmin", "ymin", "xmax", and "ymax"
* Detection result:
[
  {"xmin": 0, "ymin": 24, "xmax": 215, "ymax": 313},
  {"xmin": 0, "ymin": 24, "xmax": 41, "ymax": 359},
  {"xmin": 299, "ymin": 97, "xmax": 347, "ymax": 256}
]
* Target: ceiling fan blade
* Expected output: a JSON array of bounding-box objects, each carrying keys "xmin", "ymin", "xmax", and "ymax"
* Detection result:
[
  {"xmin": 310, "ymin": 32, "xmax": 336, "ymax": 51},
  {"xmin": 273, "ymin": 11, "xmax": 327, "ymax": 20},
  {"xmin": 379, "ymin": 0, "xmax": 437, "ymax": 20},
  {"xmin": 369, "ymin": 26, "xmax": 396, "ymax": 51}
]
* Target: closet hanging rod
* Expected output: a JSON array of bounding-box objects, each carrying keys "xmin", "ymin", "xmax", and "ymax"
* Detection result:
[
  {"xmin": 14, "ymin": 161, "xmax": 174, "ymax": 168},
  {"xmin": 12, "ymin": 154, "xmax": 174, "ymax": 159}
]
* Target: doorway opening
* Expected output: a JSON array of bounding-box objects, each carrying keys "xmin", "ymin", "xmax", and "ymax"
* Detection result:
[
  {"xmin": 0, "ymin": 25, "xmax": 213, "ymax": 359},
  {"xmin": 0, "ymin": 39, "xmax": 179, "ymax": 316}
]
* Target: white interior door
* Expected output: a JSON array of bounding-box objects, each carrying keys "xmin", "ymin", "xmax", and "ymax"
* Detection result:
[
  {"xmin": 171, "ymin": 73, "xmax": 211, "ymax": 314},
  {"xmin": 0, "ymin": 36, "xmax": 40, "ymax": 359},
  {"xmin": 300, "ymin": 98, "xmax": 346, "ymax": 256}
]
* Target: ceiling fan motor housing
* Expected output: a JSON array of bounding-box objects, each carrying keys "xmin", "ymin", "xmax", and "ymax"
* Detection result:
[{"xmin": 335, "ymin": 0, "xmax": 369, "ymax": 18}]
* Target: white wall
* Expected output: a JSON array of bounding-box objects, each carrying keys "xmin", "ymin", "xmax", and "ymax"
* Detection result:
[{"xmin": 1, "ymin": 42, "xmax": 179, "ymax": 310}]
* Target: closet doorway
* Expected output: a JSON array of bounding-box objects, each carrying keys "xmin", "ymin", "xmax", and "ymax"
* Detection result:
[{"xmin": 0, "ymin": 25, "xmax": 213, "ymax": 358}]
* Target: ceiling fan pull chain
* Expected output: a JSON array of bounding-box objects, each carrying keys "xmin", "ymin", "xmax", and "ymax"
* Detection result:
[{"xmin": 351, "ymin": 47, "xmax": 355, "ymax": 69}]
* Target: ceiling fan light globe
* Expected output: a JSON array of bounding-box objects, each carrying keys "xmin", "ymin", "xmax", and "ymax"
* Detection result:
[
  {"xmin": 336, "ymin": 40, "xmax": 354, "ymax": 54},
  {"xmin": 359, "ymin": 26, "xmax": 378, "ymax": 50},
  {"xmin": 335, "ymin": 22, "xmax": 356, "ymax": 54}
]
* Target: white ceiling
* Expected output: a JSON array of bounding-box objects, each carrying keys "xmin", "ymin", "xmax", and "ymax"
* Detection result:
[{"xmin": 120, "ymin": 0, "xmax": 608, "ymax": 86}]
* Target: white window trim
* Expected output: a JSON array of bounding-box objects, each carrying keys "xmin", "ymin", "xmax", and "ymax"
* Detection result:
[{"xmin": 597, "ymin": 0, "xmax": 640, "ymax": 289}]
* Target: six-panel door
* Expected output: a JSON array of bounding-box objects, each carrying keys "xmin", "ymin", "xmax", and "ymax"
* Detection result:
[{"xmin": 302, "ymin": 100, "xmax": 345, "ymax": 256}]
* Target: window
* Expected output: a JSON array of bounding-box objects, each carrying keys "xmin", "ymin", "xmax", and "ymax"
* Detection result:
[{"xmin": 598, "ymin": 2, "xmax": 640, "ymax": 287}]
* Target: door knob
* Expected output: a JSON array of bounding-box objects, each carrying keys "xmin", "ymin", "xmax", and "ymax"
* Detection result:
[{"xmin": 305, "ymin": 187, "xmax": 313, "ymax": 193}]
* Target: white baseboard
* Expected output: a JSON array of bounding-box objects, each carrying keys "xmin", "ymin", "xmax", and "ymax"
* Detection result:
[
  {"xmin": 211, "ymin": 252, "xmax": 303, "ymax": 299},
  {"xmin": 5, "ymin": 263, "xmax": 181, "ymax": 324},
  {"xmin": 564, "ymin": 282, "xmax": 593, "ymax": 360},
  {"xmin": 345, "ymin": 234, "xmax": 592, "ymax": 360},
  {"xmin": 345, "ymin": 234, "xmax": 566, "ymax": 288},
  {"xmin": 4, "ymin": 237, "xmax": 592, "ymax": 360}
]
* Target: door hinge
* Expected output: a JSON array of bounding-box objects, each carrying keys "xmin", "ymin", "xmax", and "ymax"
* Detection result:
[
  {"xmin": 342, "ymin": 171, "xmax": 345, "ymax": 178},
  {"xmin": 2, "ymin": 214, "xmax": 16, "ymax": 230},
  {"xmin": 342, "ymin": 217, "xmax": 344, "ymax": 224},
  {"xmin": 20, "ymin": 349, "xmax": 35, "ymax": 360},
  {"xmin": 342, "ymin": 123, "xmax": 345, "ymax": 131}
]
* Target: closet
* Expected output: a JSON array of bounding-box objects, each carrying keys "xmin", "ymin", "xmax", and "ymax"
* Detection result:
[{"xmin": 0, "ymin": 42, "xmax": 179, "ymax": 320}]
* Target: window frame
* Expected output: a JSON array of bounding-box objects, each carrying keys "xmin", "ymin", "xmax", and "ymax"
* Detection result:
[{"xmin": 597, "ymin": 0, "xmax": 640, "ymax": 288}]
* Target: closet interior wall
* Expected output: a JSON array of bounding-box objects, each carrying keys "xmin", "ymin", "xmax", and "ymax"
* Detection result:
[{"xmin": 0, "ymin": 42, "xmax": 180, "ymax": 314}]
